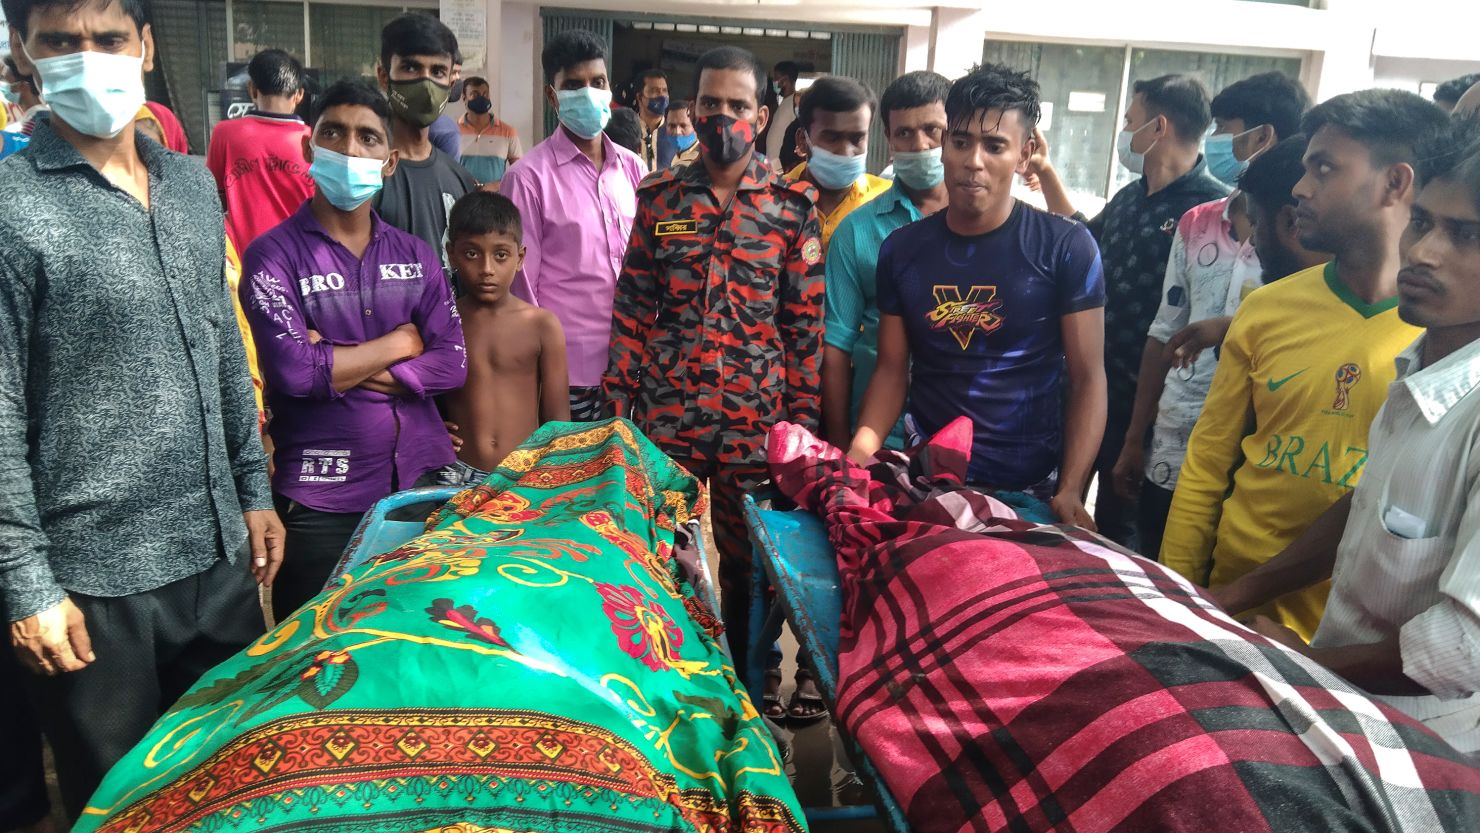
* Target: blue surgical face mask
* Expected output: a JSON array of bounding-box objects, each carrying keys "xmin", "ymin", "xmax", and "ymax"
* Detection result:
[
  {"xmin": 555, "ymin": 87, "xmax": 612, "ymax": 140},
  {"xmin": 1205, "ymin": 126, "xmax": 1262, "ymax": 186},
  {"xmin": 1, "ymin": 82, "xmax": 20, "ymax": 106},
  {"xmin": 892, "ymin": 147, "xmax": 944, "ymax": 190},
  {"xmin": 673, "ymin": 131, "xmax": 697, "ymax": 151},
  {"xmin": 808, "ymin": 144, "xmax": 866, "ymax": 191},
  {"xmin": 24, "ymin": 44, "xmax": 145, "ymax": 138},
  {"xmin": 309, "ymin": 145, "xmax": 387, "ymax": 211}
]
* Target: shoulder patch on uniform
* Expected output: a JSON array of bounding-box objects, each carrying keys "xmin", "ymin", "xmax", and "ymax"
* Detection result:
[
  {"xmin": 801, "ymin": 237, "xmax": 823, "ymax": 265},
  {"xmin": 656, "ymin": 219, "xmax": 699, "ymax": 237},
  {"xmin": 638, "ymin": 168, "xmax": 678, "ymax": 191},
  {"xmin": 785, "ymin": 176, "xmax": 820, "ymax": 203}
]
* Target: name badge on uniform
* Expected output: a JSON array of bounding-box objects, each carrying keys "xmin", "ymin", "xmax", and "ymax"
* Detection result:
[{"xmin": 656, "ymin": 219, "xmax": 699, "ymax": 237}]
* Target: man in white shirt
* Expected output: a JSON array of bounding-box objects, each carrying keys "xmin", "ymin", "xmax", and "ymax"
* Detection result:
[
  {"xmin": 764, "ymin": 61, "xmax": 799, "ymax": 172},
  {"xmin": 1213, "ymin": 117, "xmax": 1480, "ymax": 757}
]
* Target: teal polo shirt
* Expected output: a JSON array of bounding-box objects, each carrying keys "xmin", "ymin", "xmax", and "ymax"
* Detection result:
[{"xmin": 824, "ymin": 182, "xmax": 919, "ymax": 449}]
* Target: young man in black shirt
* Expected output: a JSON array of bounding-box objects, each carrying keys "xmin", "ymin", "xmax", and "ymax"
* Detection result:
[{"xmin": 374, "ymin": 12, "xmax": 477, "ymax": 261}]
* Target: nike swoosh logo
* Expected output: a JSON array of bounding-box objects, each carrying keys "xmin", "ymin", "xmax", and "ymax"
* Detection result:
[{"xmin": 1267, "ymin": 369, "xmax": 1308, "ymax": 392}]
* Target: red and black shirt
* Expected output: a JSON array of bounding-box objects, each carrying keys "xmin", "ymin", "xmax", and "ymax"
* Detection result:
[{"xmin": 604, "ymin": 153, "xmax": 824, "ymax": 465}]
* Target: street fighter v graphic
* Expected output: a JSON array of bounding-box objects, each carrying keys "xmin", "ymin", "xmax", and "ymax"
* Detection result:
[{"xmin": 927, "ymin": 284, "xmax": 1004, "ymax": 349}]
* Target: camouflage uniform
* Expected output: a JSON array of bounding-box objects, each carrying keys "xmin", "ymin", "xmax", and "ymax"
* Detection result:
[{"xmin": 604, "ymin": 151, "xmax": 824, "ymax": 673}]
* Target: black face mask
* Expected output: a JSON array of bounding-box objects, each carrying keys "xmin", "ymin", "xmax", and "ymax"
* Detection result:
[{"xmin": 694, "ymin": 113, "xmax": 756, "ymax": 166}]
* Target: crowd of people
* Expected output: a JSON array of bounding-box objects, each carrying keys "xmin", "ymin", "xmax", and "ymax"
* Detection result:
[{"xmin": 5, "ymin": 0, "xmax": 1480, "ymax": 828}]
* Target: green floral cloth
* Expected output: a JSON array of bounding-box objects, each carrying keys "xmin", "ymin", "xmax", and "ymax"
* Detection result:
[{"xmin": 78, "ymin": 420, "xmax": 804, "ymax": 833}]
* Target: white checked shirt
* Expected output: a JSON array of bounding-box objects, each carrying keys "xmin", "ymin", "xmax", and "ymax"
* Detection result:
[{"xmin": 1313, "ymin": 334, "xmax": 1480, "ymax": 754}]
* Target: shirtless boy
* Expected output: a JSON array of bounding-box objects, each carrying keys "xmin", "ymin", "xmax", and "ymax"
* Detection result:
[{"xmin": 442, "ymin": 192, "xmax": 571, "ymax": 483}]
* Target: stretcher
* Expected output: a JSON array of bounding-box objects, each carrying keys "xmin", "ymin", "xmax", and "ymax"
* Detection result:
[
  {"xmin": 334, "ymin": 485, "xmax": 727, "ymax": 646},
  {"xmin": 742, "ymin": 492, "xmax": 911, "ymax": 833}
]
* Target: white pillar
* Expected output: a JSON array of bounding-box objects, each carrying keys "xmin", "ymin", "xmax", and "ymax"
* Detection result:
[
  {"xmin": 927, "ymin": 6, "xmax": 987, "ymax": 82},
  {"xmin": 496, "ymin": 1, "xmax": 540, "ymax": 149},
  {"xmin": 1311, "ymin": 22, "xmax": 1376, "ymax": 101},
  {"xmin": 479, "ymin": 0, "xmax": 499, "ymax": 79},
  {"xmin": 901, "ymin": 24, "xmax": 932, "ymax": 74}
]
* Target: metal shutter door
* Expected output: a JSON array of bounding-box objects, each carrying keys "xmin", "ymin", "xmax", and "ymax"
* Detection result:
[
  {"xmin": 151, "ymin": 0, "xmax": 228, "ymax": 152},
  {"xmin": 830, "ymin": 31, "xmax": 900, "ymax": 176}
]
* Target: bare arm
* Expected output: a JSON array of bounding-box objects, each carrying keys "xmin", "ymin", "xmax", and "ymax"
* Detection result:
[
  {"xmin": 848, "ymin": 314, "xmax": 909, "ymax": 463},
  {"xmin": 822, "ymin": 218, "xmax": 868, "ymax": 449},
  {"xmin": 308, "ymin": 326, "xmax": 422, "ymax": 393},
  {"xmin": 1051, "ymin": 307, "xmax": 1107, "ymax": 527},
  {"xmin": 1251, "ymin": 617, "xmax": 1427, "ymax": 696},
  {"xmin": 357, "ymin": 369, "xmax": 412, "ymax": 396},
  {"xmin": 538, "ymin": 312, "xmax": 572, "ymax": 422},
  {"xmin": 822, "ymin": 345, "xmax": 854, "ymax": 449},
  {"xmin": 1212, "ymin": 491, "xmax": 1350, "ymax": 616},
  {"xmin": 330, "ymin": 339, "xmax": 416, "ymax": 392},
  {"xmin": 1026, "ymin": 127, "xmax": 1077, "ymax": 218},
  {"xmin": 1166, "ymin": 315, "xmax": 1234, "ymax": 369}
]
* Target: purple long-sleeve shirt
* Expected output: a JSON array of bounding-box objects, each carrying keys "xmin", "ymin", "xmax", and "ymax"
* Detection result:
[{"xmin": 241, "ymin": 202, "xmax": 466, "ymax": 513}]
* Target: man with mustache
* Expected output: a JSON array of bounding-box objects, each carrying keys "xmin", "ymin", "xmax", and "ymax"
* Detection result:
[
  {"xmin": 1211, "ymin": 115, "xmax": 1480, "ymax": 759},
  {"xmin": 604, "ymin": 46, "xmax": 823, "ymax": 682},
  {"xmin": 1161, "ymin": 89, "xmax": 1448, "ymax": 640},
  {"xmin": 848, "ymin": 63, "xmax": 1107, "ymax": 529}
]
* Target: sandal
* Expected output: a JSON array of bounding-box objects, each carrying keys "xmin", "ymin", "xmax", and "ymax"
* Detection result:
[
  {"xmin": 786, "ymin": 670, "xmax": 829, "ymax": 723},
  {"xmin": 785, "ymin": 691, "xmax": 829, "ymax": 723},
  {"xmin": 762, "ymin": 669, "xmax": 786, "ymax": 720}
]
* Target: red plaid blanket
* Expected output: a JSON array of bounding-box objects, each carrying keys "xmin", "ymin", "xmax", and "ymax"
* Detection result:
[{"xmin": 767, "ymin": 417, "xmax": 1480, "ymax": 833}]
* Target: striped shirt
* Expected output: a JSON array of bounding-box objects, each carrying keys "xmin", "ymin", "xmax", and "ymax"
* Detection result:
[
  {"xmin": 457, "ymin": 115, "xmax": 522, "ymax": 186},
  {"xmin": 1312, "ymin": 334, "xmax": 1480, "ymax": 754}
]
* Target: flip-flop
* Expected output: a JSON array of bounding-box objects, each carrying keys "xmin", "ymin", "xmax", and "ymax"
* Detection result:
[
  {"xmin": 785, "ymin": 691, "xmax": 830, "ymax": 724},
  {"xmin": 762, "ymin": 671, "xmax": 786, "ymax": 720}
]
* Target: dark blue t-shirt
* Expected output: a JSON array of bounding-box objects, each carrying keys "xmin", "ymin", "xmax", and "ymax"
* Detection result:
[{"xmin": 876, "ymin": 203, "xmax": 1105, "ymax": 488}]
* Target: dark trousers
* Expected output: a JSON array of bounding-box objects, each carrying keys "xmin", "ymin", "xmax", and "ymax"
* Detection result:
[
  {"xmin": 674, "ymin": 458, "xmax": 770, "ymax": 679},
  {"xmin": 272, "ymin": 494, "xmax": 365, "ymax": 622},
  {"xmin": 21, "ymin": 557, "xmax": 263, "ymax": 821},
  {"xmin": 1138, "ymin": 481, "xmax": 1176, "ymax": 562},
  {"xmin": 0, "ymin": 648, "xmax": 49, "ymax": 829},
  {"xmin": 1093, "ymin": 404, "xmax": 1142, "ymax": 550}
]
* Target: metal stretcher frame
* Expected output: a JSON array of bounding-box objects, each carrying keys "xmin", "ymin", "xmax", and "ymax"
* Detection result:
[{"xmin": 742, "ymin": 492, "xmax": 911, "ymax": 833}]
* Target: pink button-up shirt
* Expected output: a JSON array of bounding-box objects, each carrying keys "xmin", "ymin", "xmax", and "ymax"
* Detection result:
[{"xmin": 501, "ymin": 129, "xmax": 645, "ymax": 387}]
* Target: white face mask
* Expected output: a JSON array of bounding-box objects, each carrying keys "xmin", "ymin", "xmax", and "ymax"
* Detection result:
[
  {"xmin": 24, "ymin": 45, "xmax": 146, "ymax": 139},
  {"xmin": 1116, "ymin": 119, "xmax": 1159, "ymax": 176}
]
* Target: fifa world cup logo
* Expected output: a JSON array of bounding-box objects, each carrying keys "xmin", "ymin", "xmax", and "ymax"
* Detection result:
[{"xmin": 1333, "ymin": 363, "xmax": 1362, "ymax": 411}]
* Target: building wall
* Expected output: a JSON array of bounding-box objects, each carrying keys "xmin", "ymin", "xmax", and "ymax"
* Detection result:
[
  {"xmin": 1374, "ymin": 56, "xmax": 1480, "ymax": 97},
  {"xmin": 162, "ymin": 0, "xmax": 1473, "ymax": 158},
  {"xmin": 498, "ymin": 1, "xmax": 540, "ymax": 152}
]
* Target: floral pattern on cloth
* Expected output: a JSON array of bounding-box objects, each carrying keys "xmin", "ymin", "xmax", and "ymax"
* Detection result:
[
  {"xmin": 78, "ymin": 419, "xmax": 800, "ymax": 833},
  {"xmin": 766, "ymin": 416, "xmax": 1480, "ymax": 833}
]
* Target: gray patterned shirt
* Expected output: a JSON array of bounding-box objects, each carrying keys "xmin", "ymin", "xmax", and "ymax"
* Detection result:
[{"xmin": 0, "ymin": 119, "xmax": 273, "ymax": 622}]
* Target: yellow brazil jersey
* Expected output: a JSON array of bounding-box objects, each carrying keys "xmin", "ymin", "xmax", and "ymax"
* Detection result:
[
  {"xmin": 1161, "ymin": 262, "xmax": 1422, "ymax": 639},
  {"xmin": 225, "ymin": 235, "xmax": 265, "ymax": 416},
  {"xmin": 784, "ymin": 163, "xmax": 891, "ymax": 250}
]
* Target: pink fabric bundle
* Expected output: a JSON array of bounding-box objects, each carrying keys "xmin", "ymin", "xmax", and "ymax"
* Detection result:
[{"xmin": 767, "ymin": 417, "xmax": 1480, "ymax": 833}]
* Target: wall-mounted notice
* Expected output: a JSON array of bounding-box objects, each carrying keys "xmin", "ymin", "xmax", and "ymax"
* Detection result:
[{"xmin": 441, "ymin": 0, "xmax": 486, "ymax": 71}]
